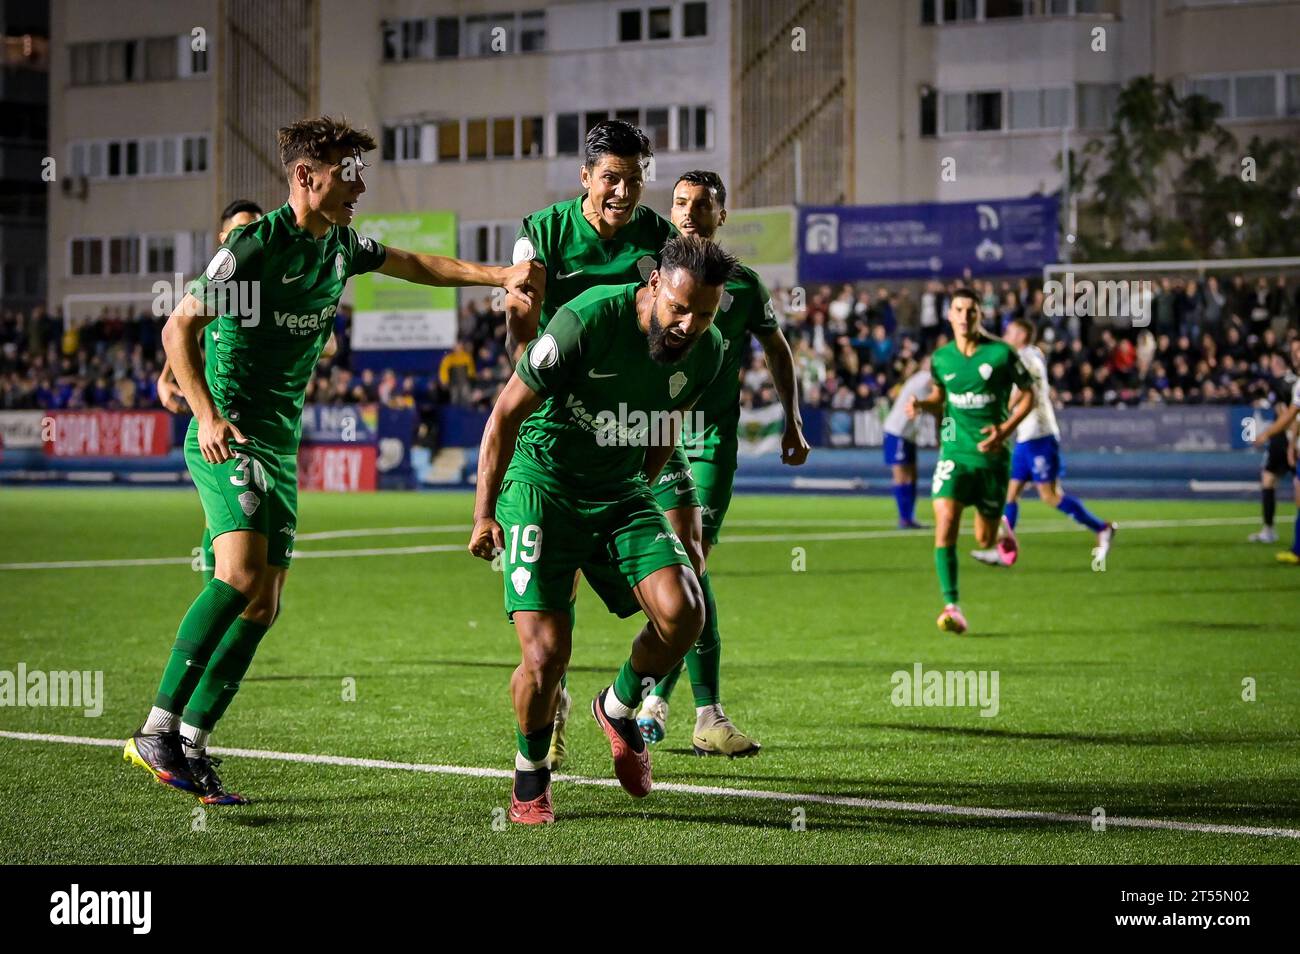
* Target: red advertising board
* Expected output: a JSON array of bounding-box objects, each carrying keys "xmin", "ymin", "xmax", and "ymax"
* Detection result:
[
  {"xmin": 43, "ymin": 411, "xmax": 172, "ymax": 458},
  {"xmin": 298, "ymin": 444, "xmax": 377, "ymax": 492}
]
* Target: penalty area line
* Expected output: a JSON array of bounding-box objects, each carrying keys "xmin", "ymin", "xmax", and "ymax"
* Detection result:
[{"xmin": 0, "ymin": 729, "xmax": 1296, "ymax": 840}]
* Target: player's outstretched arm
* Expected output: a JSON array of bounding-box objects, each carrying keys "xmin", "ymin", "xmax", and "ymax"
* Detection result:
[
  {"xmin": 469, "ymin": 373, "xmax": 544, "ymax": 561},
  {"xmin": 757, "ymin": 327, "xmax": 809, "ymax": 466},
  {"xmin": 908, "ymin": 383, "xmax": 945, "ymax": 418},
  {"xmin": 162, "ymin": 292, "xmax": 245, "ymax": 464},
  {"xmin": 378, "ymin": 247, "xmax": 543, "ymax": 312},
  {"xmin": 1254, "ymin": 405, "xmax": 1298, "ymax": 446}
]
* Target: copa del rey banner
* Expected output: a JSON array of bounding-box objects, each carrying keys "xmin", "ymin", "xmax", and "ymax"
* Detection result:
[
  {"xmin": 43, "ymin": 411, "xmax": 171, "ymax": 457},
  {"xmin": 298, "ymin": 444, "xmax": 377, "ymax": 492}
]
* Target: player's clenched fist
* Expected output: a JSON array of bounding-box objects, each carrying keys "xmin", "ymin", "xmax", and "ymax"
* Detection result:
[
  {"xmin": 503, "ymin": 260, "xmax": 545, "ymax": 309},
  {"xmin": 197, "ymin": 414, "xmax": 247, "ymax": 464},
  {"xmin": 469, "ymin": 516, "xmax": 505, "ymax": 561}
]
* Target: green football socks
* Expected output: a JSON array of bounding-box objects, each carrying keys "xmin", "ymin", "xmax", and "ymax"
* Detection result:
[{"xmin": 152, "ymin": 578, "xmax": 249, "ymax": 715}]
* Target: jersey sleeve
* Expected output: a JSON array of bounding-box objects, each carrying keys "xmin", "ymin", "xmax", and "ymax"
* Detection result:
[
  {"xmin": 348, "ymin": 230, "xmax": 388, "ymax": 276},
  {"xmin": 513, "ymin": 216, "xmax": 546, "ymax": 267},
  {"xmin": 515, "ymin": 304, "xmax": 584, "ymax": 395},
  {"xmin": 749, "ymin": 273, "xmax": 779, "ymax": 335},
  {"xmin": 1008, "ymin": 349, "xmax": 1033, "ymax": 392},
  {"xmin": 186, "ymin": 227, "xmax": 263, "ymax": 308}
]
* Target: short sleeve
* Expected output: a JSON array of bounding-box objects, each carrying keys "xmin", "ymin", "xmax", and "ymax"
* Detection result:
[
  {"xmin": 349, "ymin": 230, "xmax": 387, "ymax": 276},
  {"xmin": 513, "ymin": 218, "xmax": 545, "ymax": 267},
  {"xmin": 186, "ymin": 227, "xmax": 262, "ymax": 307},
  {"xmin": 1009, "ymin": 350, "xmax": 1033, "ymax": 391},
  {"xmin": 515, "ymin": 305, "xmax": 584, "ymax": 396},
  {"xmin": 1291, "ymin": 379, "xmax": 1300, "ymax": 408},
  {"xmin": 749, "ymin": 274, "xmax": 778, "ymax": 335}
]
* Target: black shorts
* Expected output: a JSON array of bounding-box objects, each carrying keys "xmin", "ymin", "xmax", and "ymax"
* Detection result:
[{"xmin": 1263, "ymin": 434, "xmax": 1294, "ymax": 476}]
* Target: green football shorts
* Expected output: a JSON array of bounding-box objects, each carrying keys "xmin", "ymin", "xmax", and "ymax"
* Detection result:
[
  {"xmin": 184, "ymin": 424, "xmax": 298, "ymax": 567},
  {"xmin": 930, "ymin": 454, "xmax": 1009, "ymax": 519},
  {"xmin": 649, "ymin": 446, "xmax": 700, "ymax": 512},
  {"xmin": 686, "ymin": 457, "xmax": 737, "ymax": 544},
  {"xmin": 496, "ymin": 478, "xmax": 691, "ymax": 620}
]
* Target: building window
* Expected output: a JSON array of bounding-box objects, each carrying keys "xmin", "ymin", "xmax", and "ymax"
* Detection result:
[
  {"xmin": 643, "ymin": 108, "xmax": 669, "ymax": 150},
  {"xmin": 647, "ymin": 7, "xmax": 672, "ymax": 39},
  {"xmin": 71, "ymin": 238, "xmax": 103, "ymax": 276},
  {"xmin": 146, "ymin": 235, "xmax": 175, "ymax": 274},
  {"xmin": 683, "ymin": 2, "xmax": 708, "ymax": 36},
  {"xmin": 942, "ymin": 0, "xmax": 978, "ymax": 21},
  {"xmin": 619, "ymin": 9, "xmax": 643, "ymax": 42},
  {"xmin": 985, "ymin": 0, "xmax": 1027, "ymax": 17},
  {"xmin": 943, "ymin": 91, "xmax": 1001, "ymax": 132},
  {"xmin": 383, "ymin": 124, "xmax": 423, "ymax": 162},
  {"xmin": 145, "ymin": 36, "xmax": 176, "ymax": 80},
  {"xmin": 182, "ymin": 135, "xmax": 208, "ymax": 173},
  {"xmin": 109, "ymin": 236, "xmax": 139, "ymax": 275},
  {"xmin": 493, "ymin": 118, "xmax": 516, "ymax": 158},
  {"xmin": 465, "ymin": 14, "xmax": 513, "ymax": 56},
  {"xmin": 920, "ymin": 88, "xmax": 937, "ymax": 136},
  {"xmin": 521, "ymin": 116, "xmax": 544, "ymax": 157},
  {"xmin": 520, "ymin": 11, "xmax": 546, "ymax": 52},
  {"xmin": 1076, "ymin": 83, "xmax": 1119, "ymax": 129},
  {"xmin": 466, "ymin": 119, "xmax": 488, "ymax": 160},
  {"xmin": 1233, "ymin": 74, "xmax": 1277, "ymax": 119},
  {"xmin": 438, "ymin": 120, "xmax": 461, "ymax": 161},
  {"xmin": 435, "ymin": 17, "xmax": 460, "ymax": 57},
  {"xmin": 1286, "ymin": 73, "xmax": 1300, "ymax": 117},
  {"xmin": 1010, "ymin": 88, "xmax": 1068, "ymax": 129},
  {"xmin": 678, "ymin": 105, "xmax": 710, "ymax": 151},
  {"xmin": 556, "ymin": 113, "xmax": 580, "ymax": 155}
]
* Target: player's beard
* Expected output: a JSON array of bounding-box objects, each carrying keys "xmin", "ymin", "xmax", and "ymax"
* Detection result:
[{"xmin": 647, "ymin": 300, "xmax": 695, "ymax": 365}]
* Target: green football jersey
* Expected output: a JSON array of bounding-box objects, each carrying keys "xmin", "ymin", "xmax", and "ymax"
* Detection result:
[
  {"xmin": 513, "ymin": 194, "xmax": 675, "ymax": 329},
  {"xmin": 931, "ymin": 336, "xmax": 1032, "ymax": 465},
  {"xmin": 684, "ymin": 264, "xmax": 778, "ymax": 460},
  {"xmin": 186, "ymin": 203, "xmax": 387, "ymax": 453},
  {"xmin": 509, "ymin": 283, "xmax": 724, "ymax": 501}
]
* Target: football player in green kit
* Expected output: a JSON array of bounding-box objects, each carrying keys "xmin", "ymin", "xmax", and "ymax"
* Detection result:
[
  {"xmin": 469, "ymin": 235, "xmax": 731, "ymax": 823},
  {"xmin": 637, "ymin": 171, "xmax": 809, "ymax": 755},
  {"xmin": 906, "ymin": 289, "xmax": 1034, "ymax": 635},
  {"xmin": 123, "ymin": 117, "xmax": 542, "ymax": 804},
  {"xmin": 506, "ymin": 119, "xmax": 679, "ymax": 769}
]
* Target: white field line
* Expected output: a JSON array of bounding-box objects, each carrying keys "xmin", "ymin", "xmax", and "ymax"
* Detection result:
[
  {"xmin": 0, "ymin": 729, "xmax": 1295, "ymax": 840},
  {"xmin": 0, "ymin": 516, "xmax": 1263, "ymax": 571}
]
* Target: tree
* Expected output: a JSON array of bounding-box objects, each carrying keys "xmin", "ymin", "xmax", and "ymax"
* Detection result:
[{"xmin": 1061, "ymin": 75, "xmax": 1300, "ymax": 261}]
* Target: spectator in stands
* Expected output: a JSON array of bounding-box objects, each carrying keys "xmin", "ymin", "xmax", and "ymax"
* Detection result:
[{"xmin": 439, "ymin": 339, "xmax": 476, "ymax": 406}]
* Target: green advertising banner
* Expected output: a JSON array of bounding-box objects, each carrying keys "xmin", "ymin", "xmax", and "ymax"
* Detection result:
[
  {"xmin": 350, "ymin": 211, "xmax": 458, "ymax": 350},
  {"xmin": 715, "ymin": 206, "xmax": 794, "ymax": 267}
]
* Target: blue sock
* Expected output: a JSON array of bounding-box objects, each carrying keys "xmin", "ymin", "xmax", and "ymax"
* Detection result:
[
  {"xmin": 1292, "ymin": 513, "xmax": 1300, "ymax": 556},
  {"xmin": 904, "ymin": 481, "xmax": 917, "ymax": 523},
  {"xmin": 892, "ymin": 484, "xmax": 909, "ymax": 524},
  {"xmin": 1004, "ymin": 501, "xmax": 1019, "ymax": 530},
  {"xmin": 1057, "ymin": 495, "xmax": 1105, "ymax": 533}
]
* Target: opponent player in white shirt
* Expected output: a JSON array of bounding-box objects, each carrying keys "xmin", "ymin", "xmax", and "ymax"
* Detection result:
[
  {"xmin": 973, "ymin": 318, "xmax": 1116, "ymax": 566},
  {"xmin": 882, "ymin": 357, "xmax": 933, "ymax": 529}
]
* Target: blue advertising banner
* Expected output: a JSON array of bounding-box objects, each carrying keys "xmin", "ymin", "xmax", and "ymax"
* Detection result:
[
  {"xmin": 798, "ymin": 196, "xmax": 1058, "ymax": 282},
  {"xmin": 300, "ymin": 404, "xmax": 380, "ymax": 444}
]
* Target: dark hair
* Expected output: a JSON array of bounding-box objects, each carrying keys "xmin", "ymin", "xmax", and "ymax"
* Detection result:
[
  {"xmin": 584, "ymin": 119, "xmax": 652, "ymax": 169},
  {"xmin": 220, "ymin": 199, "xmax": 263, "ymax": 226},
  {"xmin": 278, "ymin": 116, "xmax": 377, "ymax": 180},
  {"xmin": 658, "ymin": 235, "xmax": 737, "ymax": 288},
  {"xmin": 951, "ymin": 286, "xmax": 980, "ymax": 305},
  {"xmin": 1009, "ymin": 316, "xmax": 1036, "ymax": 343},
  {"xmin": 675, "ymin": 170, "xmax": 727, "ymax": 208}
]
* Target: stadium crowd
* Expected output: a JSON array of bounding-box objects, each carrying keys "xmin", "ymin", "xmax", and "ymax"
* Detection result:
[{"xmin": 3, "ymin": 272, "xmax": 1298, "ymax": 418}]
